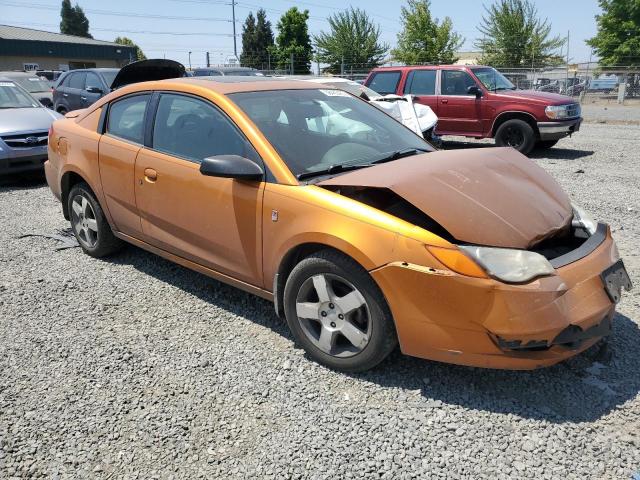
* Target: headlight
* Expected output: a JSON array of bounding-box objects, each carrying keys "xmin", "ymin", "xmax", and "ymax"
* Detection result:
[
  {"xmin": 545, "ymin": 104, "xmax": 580, "ymax": 119},
  {"xmin": 459, "ymin": 246, "xmax": 555, "ymax": 283},
  {"xmin": 572, "ymin": 204, "xmax": 597, "ymax": 235}
]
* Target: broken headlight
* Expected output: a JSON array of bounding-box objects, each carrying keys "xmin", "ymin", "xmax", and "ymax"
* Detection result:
[
  {"xmin": 571, "ymin": 204, "xmax": 597, "ymax": 235},
  {"xmin": 459, "ymin": 246, "xmax": 555, "ymax": 283}
]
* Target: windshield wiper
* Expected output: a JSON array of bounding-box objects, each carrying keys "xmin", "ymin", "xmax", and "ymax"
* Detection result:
[
  {"xmin": 296, "ymin": 163, "xmax": 372, "ymax": 181},
  {"xmin": 369, "ymin": 147, "xmax": 430, "ymax": 165}
]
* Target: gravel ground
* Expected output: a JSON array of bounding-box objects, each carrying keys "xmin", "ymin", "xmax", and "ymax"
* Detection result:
[{"xmin": 1, "ymin": 122, "xmax": 639, "ymax": 479}]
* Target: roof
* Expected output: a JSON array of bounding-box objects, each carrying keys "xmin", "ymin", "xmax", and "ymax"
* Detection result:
[
  {"xmin": 0, "ymin": 24, "xmax": 126, "ymax": 47},
  {"xmin": 193, "ymin": 67, "xmax": 258, "ymax": 72},
  {"xmin": 171, "ymin": 77, "xmax": 320, "ymax": 94}
]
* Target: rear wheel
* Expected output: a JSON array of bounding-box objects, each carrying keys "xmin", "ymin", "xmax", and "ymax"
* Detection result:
[
  {"xmin": 283, "ymin": 250, "xmax": 397, "ymax": 372},
  {"xmin": 68, "ymin": 182, "xmax": 122, "ymax": 257},
  {"xmin": 536, "ymin": 140, "xmax": 559, "ymax": 150},
  {"xmin": 495, "ymin": 119, "xmax": 536, "ymax": 155}
]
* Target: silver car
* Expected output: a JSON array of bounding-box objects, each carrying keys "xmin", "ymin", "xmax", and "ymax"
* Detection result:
[
  {"xmin": 0, "ymin": 79, "xmax": 61, "ymax": 176},
  {"xmin": 0, "ymin": 71, "xmax": 54, "ymax": 109}
]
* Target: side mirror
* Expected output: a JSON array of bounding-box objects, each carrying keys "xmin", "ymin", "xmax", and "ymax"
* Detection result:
[
  {"xmin": 467, "ymin": 85, "xmax": 482, "ymax": 98},
  {"xmin": 86, "ymin": 86, "xmax": 103, "ymax": 94},
  {"xmin": 199, "ymin": 155, "xmax": 264, "ymax": 181}
]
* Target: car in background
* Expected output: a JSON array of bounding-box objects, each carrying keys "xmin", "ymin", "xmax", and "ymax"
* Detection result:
[
  {"xmin": 53, "ymin": 59, "xmax": 187, "ymax": 114},
  {"xmin": 0, "ymin": 71, "xmax": 54, "ymax": 108},
  {"xmin": 0, "ymin": 78, "xmax": 61, "ymax": 175},
  {"xmin": 45, "ymin": 74, "xmax": 630, "ymax": 372},
  {"xmin": 365, "ymin": 65, "xmax": 582, "ymax": 154},
  {"xmin": 36, "ymin": 70, "xmax": 64, "ymax": 88},
  {"xmin": 192, "ymin": 66, "xmax": 263, "ymax": 77},
  {"xmin": 53, "ymin": 68, "xmax": 119, "ymax": 114}
]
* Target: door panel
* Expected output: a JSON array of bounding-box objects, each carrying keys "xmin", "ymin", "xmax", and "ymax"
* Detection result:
[
  {"xmin": 437, "ymin": 70, "xmax": 483, "ymax": 135},
  {"xmin": 134, "ymin": 148, "xmax": 264, "ymax": 285}
]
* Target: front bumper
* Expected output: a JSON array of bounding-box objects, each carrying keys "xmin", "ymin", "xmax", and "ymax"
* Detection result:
[
  {"xmin": 371, "ymin": 224, "xmax": 625, "ymax": 369},
  {"xmin": 537, "ymin": 117, "xmax": 582, "ymax": 141},
  {"xmin": 0, "ymin": 144, "xmax": 48, "ymax": 176}
]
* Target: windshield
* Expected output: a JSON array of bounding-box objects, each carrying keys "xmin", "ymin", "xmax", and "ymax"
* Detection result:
[
  {"xmin": 13, "ymin": 76, "xmax": 50, "ymax": 93},
  {"xmin": 100, "ymin": 70, "xmax": 118, "ymax": 88},
  {"xmin": 0, "ymin": 82, "xmax": 40, "ymax": 108},
  {"xmin": 472, "ymin": 67, "xmax": 515, "ymax": 91},
  {"xmin": 229, "ymin": 89, "xmax": 432, "ymax": 178}
]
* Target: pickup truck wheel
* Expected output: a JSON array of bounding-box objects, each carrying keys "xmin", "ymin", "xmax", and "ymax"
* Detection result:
[
  {"xmin": 536, "ymin": 140, "xmax": 558, "ymax": 150},
  {"xmin": 495, "ymin": 119, "xmax": 536, "ymax": 155},
  {"xmin": 283, "ymin": 250, "xmax": 397, "ymax": 372},
  {"xmin": 68, "ymin": 182, "xmax": 123, "ymax": 257}
]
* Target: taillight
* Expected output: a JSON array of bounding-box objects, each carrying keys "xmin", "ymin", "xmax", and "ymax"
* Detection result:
[{"xmin": 48, "ymin": 124, "xmax": 54, "ymax": 138}]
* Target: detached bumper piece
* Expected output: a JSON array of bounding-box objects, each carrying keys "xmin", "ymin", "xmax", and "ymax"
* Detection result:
[
  {"xmin": 496, "ymin": 316, "xmax": 612, "ymax": 352},
  {"xmin": 537, "ymin": 117, "xmax": 582, "ymax": 140}
]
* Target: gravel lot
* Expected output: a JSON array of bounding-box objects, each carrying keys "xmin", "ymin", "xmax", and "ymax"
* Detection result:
[{"xmin": 1, "ymin": 122, "xmax": 639, "ymax": 479}]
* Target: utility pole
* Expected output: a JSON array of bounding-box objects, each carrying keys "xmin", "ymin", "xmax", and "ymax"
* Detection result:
[
  {"xmin": 188, "ymin": 51, "xmax": 192, "ymax": 70},
  {"xmin": 290, "ymin": 52, "xmax": 294, "ymax": 74},
  {"xmin": 206, "ymin": 51, "xmax": 210, "ymax": 68},
  {"xmin": 565, "ymin": 30, "xmax": 570, "ymax": 89},
  {"xmin": 341, "ymin": 55, "xmax": 345, "ymax": 76},
  {"xmin": 231, "ymin": 0, "xmax": 237, "ymax": 61}
]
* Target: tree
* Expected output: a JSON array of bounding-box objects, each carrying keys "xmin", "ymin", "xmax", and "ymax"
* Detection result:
[
  {"xmin": 475, "ymin": 0, "xmax": 565, "ymax": 68},
  {"xmin": 270, "ymin": 7, "xmax": 312, "ymax": 74},
  {"xmin": 240, "ymin": 9, "xmax": 274, "ymax": 69},
  {"xmin": 114, "ymin": 37, "xmax": 147, "ymax": 62},
  {"xmin": 587, "ymin": 0, "xmax": 640, "ymax": 67},
  {"xmin": 392, "ymin": 0, "xmax": 463, "ymax": 65},
  {"xmin": 240, "ymin": 12, "xmax": 258, "ymax": 67},
  {"xmin": 314, "ymin": 8, "xmax": 388, "ymax": 74},
  {"xmin": 60, "ymin": 0, "xmax": 92, "ymax": 38}
]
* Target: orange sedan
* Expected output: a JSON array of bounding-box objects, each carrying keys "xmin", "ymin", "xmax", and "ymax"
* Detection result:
[{"xmin": 45, "ymin": 65, "xmax": 632, "ymax": 372}]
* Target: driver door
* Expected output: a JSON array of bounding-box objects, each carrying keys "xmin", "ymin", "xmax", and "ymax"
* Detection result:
[{"xmin": 134, "ymin": 93, "xmax": 265, "ymax": 285}]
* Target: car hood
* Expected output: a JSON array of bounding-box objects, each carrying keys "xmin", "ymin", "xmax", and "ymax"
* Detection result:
[
  {"xmin": 494, "ymin": 89, "xmax": 575, "ymax": 105},
  {"xmin": 0, "ymin": 107, "xmax": 60, "ymax": 135},
  {"xmin": 110, "ymin": 59, "xmax": 186, "ymax": 89},
  {"xmin": 318, "ymin": 147, "xmax": 572, "ymax": 249}
]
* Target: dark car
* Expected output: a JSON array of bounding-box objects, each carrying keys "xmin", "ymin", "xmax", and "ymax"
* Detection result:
[
  {"xmin": 192, "ymin": 66, "xmax": 263, "ymax": 77},
  {"xmin": 53, "ymin": 68, "xmax": 119, "ymax": 114}
]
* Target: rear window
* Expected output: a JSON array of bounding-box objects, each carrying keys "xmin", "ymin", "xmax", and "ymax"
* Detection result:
[
  {"xmin": 404, "ymin": 70, "xmax": 436, "ymax": 95},
  {"xmin": 367, "ymin": 71, "xmax": 401, "ymax": 95},
  {"xmin": 107, "ymin": 94, "xmax": 150, "ymax": 144}
]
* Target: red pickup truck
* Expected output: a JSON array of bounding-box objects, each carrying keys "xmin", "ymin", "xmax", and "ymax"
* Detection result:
[{"xmin": 364, "ymin": 65, "xmax": 582, "ymax": 154}]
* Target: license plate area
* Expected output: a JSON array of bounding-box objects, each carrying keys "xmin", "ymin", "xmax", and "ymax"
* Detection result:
[{"xmin": 601, "ymin": 259, "xmax": 632, "ymax": 303}]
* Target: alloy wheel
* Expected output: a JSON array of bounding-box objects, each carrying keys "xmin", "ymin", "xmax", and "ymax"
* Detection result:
[
  {"xmin": 70, "ymin": 194, "xmax": 98, "ymax": 249},
  {"xmin": 295, "ymin": 273, "xmax": 372, "ymax": 358}
]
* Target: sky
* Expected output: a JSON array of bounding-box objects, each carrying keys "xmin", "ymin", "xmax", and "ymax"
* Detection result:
[{"xmin": 2, "ymin": 0, "xmax": 602, "ymax": 68}]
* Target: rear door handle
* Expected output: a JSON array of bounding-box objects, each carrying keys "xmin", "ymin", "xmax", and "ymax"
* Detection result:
[
  {"xmin": 441, "ymin": 99, "xmax": 449, "ymax": 104},
  {"xmin": 144, "ymin": 168, "xmax": 158, "ymax": 182}
]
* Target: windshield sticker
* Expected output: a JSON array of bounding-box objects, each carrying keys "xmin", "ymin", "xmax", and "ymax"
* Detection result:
[
  {"xmin": 28, "ymin": 78, "xmax": 41, "ymax": 82},
  {"xmin": 320, "ymin": 89, "xmax": 350, "ymax": 97},
  {"xmin": 0, "ymin": 82, "xmax": 16, "ymax": 87}
]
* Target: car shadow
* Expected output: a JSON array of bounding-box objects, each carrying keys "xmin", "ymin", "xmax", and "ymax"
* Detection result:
[
  {"xmin": 103, "ymin": 244, "xmax": 639, "ymax": 424},
  {"xmin": 440, "ymin": 140, "xmax": 595, "ymax": 160},
  {"xmin": 0, "ymin": 171, "xmax": 47, "ymax": 190}
]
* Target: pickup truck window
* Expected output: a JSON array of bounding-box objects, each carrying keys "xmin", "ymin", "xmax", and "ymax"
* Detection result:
[
  {"xmin": 472, "ymin": 67, "xmax": 515, "ymax": 91},
  {"xmin": 404, "ymin": 70, "xmax": 436, "ymax": 95},
  {"xmin": 368, "ymin": 71, "xmax": 401, "ymax": 95},
  {"xmin": 441, "ymin": 70, "xmax": 478, "ymax": 96}
]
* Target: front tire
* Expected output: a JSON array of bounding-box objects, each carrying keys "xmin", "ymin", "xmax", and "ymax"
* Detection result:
[
  {"xmin": 495, "ymin": 119, "xmax": 536, "ymax": 154},
  {"xmin": 68, "ymin": 182, "xmax": 122, "ymax": 257},
  {"xmin": 283, "ymin": 250, "xmax": 397, "ymax": 372}
]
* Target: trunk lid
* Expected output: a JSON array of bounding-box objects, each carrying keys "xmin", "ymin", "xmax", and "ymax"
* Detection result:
[
  {"xmin": 110, "ymin": 59, "xmax": 186, "ymax": 90},
  {"xmin": 318, "ymin": 147, "xmax": 572, "ymax": 249}
]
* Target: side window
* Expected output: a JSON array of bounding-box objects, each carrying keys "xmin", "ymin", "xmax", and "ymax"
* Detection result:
[
  {"xmin": 405, "ymin": 70, "xmax": 436, "ymax": 95},
  {"xmin": 368, "ymin": 71, "xmax": 401, "ymax": 95},
  {"xmin": 441, "ymin": 70, "xmax": 478, "ymax": 96},
  {"xmin": 106, "ymin": 94, "xmax": 150, "ymax": 144},
  {"xmin": 152, "ymin": 93, "xmax": 259, "ymax": 163},
  {"xmin": 85, "ymin": 72, "xmax": 102, "ymax": 91},
  {"xmin": 59, "ymin": 73, "xmax": 72, "ymax": 87},
  {"xmin": 69, "ymin": 72, "xmax": 86, "ymax": 89}
]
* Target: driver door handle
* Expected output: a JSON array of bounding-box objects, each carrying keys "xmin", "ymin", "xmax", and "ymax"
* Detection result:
[
  {"xmin": 80, "ymin": 96, "xmax": 87, "ymax": 101},
  {"xmin": 144, "ymin": 168, "xmax": 158, "ymax": 182}
]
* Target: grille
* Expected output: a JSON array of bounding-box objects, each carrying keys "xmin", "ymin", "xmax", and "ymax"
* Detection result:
[{"xmin": 1, "ymin": 131, "xmax": 48, "ymax": 148}]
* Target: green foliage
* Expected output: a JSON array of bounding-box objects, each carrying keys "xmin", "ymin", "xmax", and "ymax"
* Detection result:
[
  {"xmin": 475, "ymin": 0, "xmax": 565, "ymax": 68},
  {"xmin": 60, "ymin": 0, "xmax": 92, "ymax": 38},
  {"xmin": 587, "ymin": 0, "xmax": 640, "ymax": 67},
  {"xmin": 114, "ymin": 37, "xmax": 147, "ymax": 61},
  {"xmin": 240, "ymin": 9, "xmax": 274, "ymax": 69},
  {"xmin": 270, "ymin": 7, "xmax": 312, "ymax": 74},
  {"xmin": 314, "ymin": 8, "xmax": 388, "ymax": 74},
  {"xmin": 392, "ymin": 0, "xmax": 463, "ymax": 65}
]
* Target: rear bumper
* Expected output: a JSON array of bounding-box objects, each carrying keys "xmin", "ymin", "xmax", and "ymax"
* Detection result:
[
  {"xmin": 537, "ymin": 117, "xmax": 582, "ymax": 140},
  {"xmin": 371, "ymin": 225, "xmax": 624, "ymax": 369}
]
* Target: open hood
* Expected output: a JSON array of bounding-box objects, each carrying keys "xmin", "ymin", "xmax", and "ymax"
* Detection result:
[
  {"xmin": 318, "ymin": 148, "xmax": 573, "ymax": 249},
  {"xmin": 110, "ymin": 59, "xmax": 186, "ymax": 90}
]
